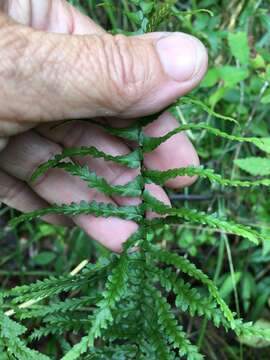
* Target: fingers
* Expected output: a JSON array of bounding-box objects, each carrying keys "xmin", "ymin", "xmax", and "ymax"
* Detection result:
[
  {"xmin": 143, "ymin": 112, "xmax": 199, "ymax": 188},
  {"xmin": 0, "ymin": 119, "xmax": 34, "ymax": 137},
  {"xmin": 0, "ymin": 169, "xmax": 71, "ymax": 227},
  {"xmin": 3, "ymin": 0, "xmax": 105, "ymax": 34},
  {"xmin": 0, "ymin": 131, "xmax": 138, "ymax": 252},
  {"xmin": 37, "ymin": 121, "xmax": 141, "ymax": 199},
  {"xmin": 0, "ymin": 10, "xmax": 208, "ymax": 123},
  {"xmin": 38, "ymin": 110, "xmax": 199, "ymax": 192},
  {"xmin": 37, "ymin": 121, "xmax": 172, "ymax": 209}
]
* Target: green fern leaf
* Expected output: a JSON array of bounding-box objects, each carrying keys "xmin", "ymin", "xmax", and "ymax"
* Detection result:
[
  {"xmin": 142, "ymin": 123, "xmax": 265, "ymax": 153},
  {"xmin": 88, "ymin": 255, "xmax": 129, "ymax": 345},
  {"xmin": 19, "ymin": 296, "xmax": 101, "ymax": 319},
  {"xmin": 151, "ymin": 247, "xmax": 235, "ymax": 327},
  {"xmin": 0, "ymin": 314, "xmax": 50, "ymax": 360},
  {"xmin": 155, "ymin": 267, "xmax": 227, "ymax": 328},
  {"xmin": 63, "ymin": 255, "xmax": 129, "ymax": 359},
  {"xmin": 234, "ymin": 157, "xmax": 270, "ymax": 176},
  {"xmin": 61, "ymin": 336, "xmax": 89, "ymax": 360},
  {"xmin": 51, "ymin": 162, "xmax": 143, "ymax": 197},
  {"xmin": 5, "ymin": 261, "xmax": 110, "ymax": 303},
  {"xmin": 144, "ymin": 191, "xmax": 263, "ymax": 244},
  {"xmin": 31, "ymin": 147, "xmax": 141, "ymax": 181},
  {"xmin": 146, "ymin": 284, "xmax": 203, "ymax": 359},
  {"xmin": 144, "ymin": 166, "xmax": 270, "ymax": 187},
  {"xmin": 173, "ymin": 96, "xmax": 238, "ymax": 123},
  {"xmin": 10, "ymin": 200, "xmax": 143, "ymax": 227}
]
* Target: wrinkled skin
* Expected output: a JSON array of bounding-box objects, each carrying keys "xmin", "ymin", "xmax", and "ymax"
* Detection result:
[{"xmin": 0, "ymin": 0, "xmax": 208, "ymax": 251}]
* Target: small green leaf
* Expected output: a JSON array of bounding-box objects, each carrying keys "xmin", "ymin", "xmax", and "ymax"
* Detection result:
[
  {"xmin": 250, "ymin": 54, "xmax": 266, "ymax": 69},
  {"xmin": 140, "ymin": 1, "xmax": 154, "ymax": 14},
  {"xmin": 234, "ymin": 157, "xmax": 270, "ymax": 176},
  {"xmin": 261, "ymin": 93, "xmax": 270, "ymax": 104},
  {"xmin": 219, "ymin": 272, "xmax": 242, "ymax": 298},
  {"xmin": 32, "ymin": 252, "xmax": 56, "ymax": 266},
  {"xmin": 218, "ymin": 66, "xmax": 249, "ymax": 86},
  {"xmin": 209, "ymin": 87, "xmax": 228, "ymax": 107},
  {"xmin": 125, "ymin": 10, "xmax": 144, "ymax": 25},
  {"xmin": 200, "ymin": 68, "xmax": 219, "ymax": 88},
  {"xmin": 228, "ymin": 32, "xmax": 250, "ymax": 65}
]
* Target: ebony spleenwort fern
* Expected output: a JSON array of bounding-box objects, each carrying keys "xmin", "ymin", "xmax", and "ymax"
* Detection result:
[{"xmin": 2, "ymin": 1, "xmax": 270, "ymax": 359}]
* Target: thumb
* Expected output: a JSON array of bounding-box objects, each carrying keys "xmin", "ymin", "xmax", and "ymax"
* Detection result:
[{"xmin": 0, "ymin": 19, "xmax": 207, "ymax": 121}]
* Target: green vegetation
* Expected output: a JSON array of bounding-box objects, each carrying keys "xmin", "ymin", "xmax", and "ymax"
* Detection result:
[{"xmin": 1, "ymin": 1, "xmax": 270, "ymax": 359}]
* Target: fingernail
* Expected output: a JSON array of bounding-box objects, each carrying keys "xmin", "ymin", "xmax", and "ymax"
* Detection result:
[{"xmin": 156, "ymin": 32, "xmax": 207, "ymax": 82}]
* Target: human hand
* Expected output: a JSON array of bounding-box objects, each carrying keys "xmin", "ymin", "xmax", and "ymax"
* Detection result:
[{"xmin": 0, "ymin": 0, "xmax": 208, "ymax": 251}]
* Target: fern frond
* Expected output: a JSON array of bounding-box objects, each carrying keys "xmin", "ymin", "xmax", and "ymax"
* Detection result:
[
  {"xmin": 0, "ymin": 314, "xmax": 50, "ymax": 360},
  {"xmin": 10, "ymin": 200, "xmax": 143, "ymax": 227},
  {"xmin": 30, "ymin": 316, "xmax": 89, "ymax": 341},
  {"xmin": 63, "ymin": 254, "xmax": 129, "ymax": 359},
  {"xmin": 5, "ymin": 261, "xmax": 110, "ymax": 303},
  {"xmin": 146, "ymin": 324, "xmax": 176, "ymax": 360},
  {"xmin": 51, "ymin": 162, "xmax": 143, "ymax": 197},
  {"xmin": 19, "ymin": 296, "xmax": 100, "ymax": 319},
  {"xmin": 175, "ymin": 96, "xmax": 237, "ymax": 123},
  {"xmin": 142, "ymin": 123, "xmax": 265, "ymax": 152},
  {"xmin": 146, "ymin": 283, "xmax": 203, "ymax": 359},
  {"xmin": 151, "ymin": 247, "xmax": 235, "ymax": 327},
  {"xmin": 6, "ymin": 339, "xmax": 50, "ymax": 360},
  {"xmin": 31, "ymin": 147, "xmax": 141, "ymax": 181},
  {"xmin": 144, "ymin": 191, "xmax": 264, "ymax": 244},
  {"xmin": 30, "ymin": 325, "xmax": 68, "ymax": 341},
  {"xmin": 87, "ymin": 255, "xmax": 129, "ymax": 345},
  {"xmin": 155, "ymin": 267, "xmax": 227, "ymax": 328},
  {"xmin": 144, "ymin": 166, "xmax": 270, "ymax": 187}
]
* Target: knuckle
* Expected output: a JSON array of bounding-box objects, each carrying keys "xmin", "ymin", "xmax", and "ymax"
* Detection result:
[{"xmin": 0, "ymin": 120, "xmax": 33, "ymax": 137}]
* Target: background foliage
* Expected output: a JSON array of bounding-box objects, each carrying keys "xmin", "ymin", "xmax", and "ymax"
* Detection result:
[{"xmin": 1, "ymin": 0, "xmax": 270, "ymax": 359}]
